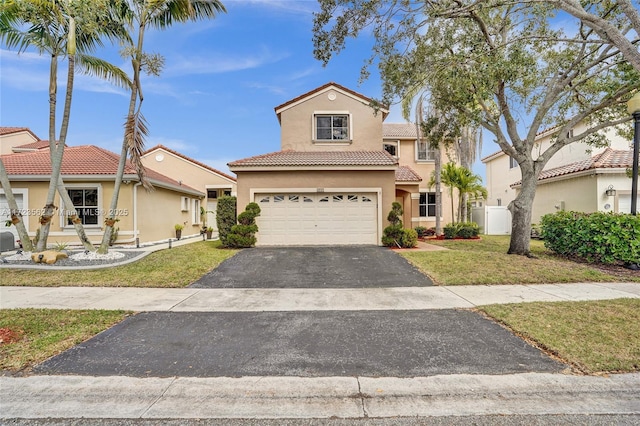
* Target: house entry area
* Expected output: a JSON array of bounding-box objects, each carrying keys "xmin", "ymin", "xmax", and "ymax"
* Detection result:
[{"xmin": 254, "ymin": 192, "xmax": 379, "ymax": 245}]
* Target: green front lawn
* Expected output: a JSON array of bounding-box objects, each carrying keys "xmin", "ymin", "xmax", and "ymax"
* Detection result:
[
  {"xmin": 402, "ymin": 236, "xmax": 640, "ymax": 285},
  {"xmin": 0, "ymin": 240, "xmax": 238, "ymax": 288}
]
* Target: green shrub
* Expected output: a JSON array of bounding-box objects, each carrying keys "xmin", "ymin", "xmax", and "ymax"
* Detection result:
[
  {"xmin": 216, "ymin": 196, "xmax": 237, "ymax": 246},
  {"xmin": 443, "ymin": 222, "xmax": 479, "ymax": 239},
  {"xmin": 382, "ymin": 224, "xmax": 404, "ymax": 247},
  {"xmin": 381, "ymin": 203, "xmax": 415, "ymax": 248},
  {"xmin": 541, "ymin": 211, "xmax": 640, "ymax": 265},
  {"xmin": 414, "ymin": 226, "xmax": 428, "ymax": 238},
  {"xmin": 443, "ymin": 223, "xmax": 459, "ymax": 239},
  {"xmin": 401, "ymin": 228, "xmax": 418, "ymax": 248},
  {"xmin": 457, "ymin": 222, "xmax": 480, "ymax": 239},
  {"xmin": 225, "ymin": 203, "xmax": 261, "ymax": 248}
]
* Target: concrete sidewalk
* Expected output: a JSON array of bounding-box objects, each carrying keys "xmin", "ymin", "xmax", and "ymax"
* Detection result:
[
  {"xmin": 2, "ymin": 372, "xmax": 639, "ymax": 419},
  {"xmin": 2, "ymin": 283, "xmax": 639, "ymax": 422},
  {"xmin": 2, "ymin": 282, "xmax": 639, "ymax": 311}
]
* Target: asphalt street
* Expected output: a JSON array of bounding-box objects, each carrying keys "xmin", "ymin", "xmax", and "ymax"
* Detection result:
[{"xmin": 33, "ymin": 309, "xmax": 564, "ymax": 377}]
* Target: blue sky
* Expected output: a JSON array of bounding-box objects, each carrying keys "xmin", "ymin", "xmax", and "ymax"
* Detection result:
[{"xmin": 0, "ymin": 0, "xmax": 490, "ymax": 179}]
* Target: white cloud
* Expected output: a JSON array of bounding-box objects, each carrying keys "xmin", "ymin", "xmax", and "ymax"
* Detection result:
[
  {"xmin": 165, "ymin": 47, "xmax": 290, "ymax": 76},
  {"xmin": 146, "ymin": 136, "xmax": 196, "ymax": 153}
]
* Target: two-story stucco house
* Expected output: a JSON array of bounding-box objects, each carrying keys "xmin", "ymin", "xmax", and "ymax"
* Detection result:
[
  {"xmin": 229, "ymin": 82, "xmax": 456, "ymax": 246},
  {"xmin": 482, "ymin": 121, "xmax": 636, "ymax": 224}
]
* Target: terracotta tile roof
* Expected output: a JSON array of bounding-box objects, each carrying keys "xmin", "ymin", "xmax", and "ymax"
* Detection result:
[
  {"xmin": 383, "ymin": 123, "xmax": 419, "ymax": 139},
  {"xmin": 0, "ymin": 126, "xmax": 30, "ymax": 136},
  {"xmin": 511, "ymin": 148, "xmax": 633, "ymax": 186},
  {"xmin": 229, "ymin": 150, "xmax": 398, "ymax": 168},
  {"xmin": 143, "ymin": 144, "xmax": 236, "ymax": 182},
  {"xmin": 0, "ymin": 126, "xmax": 41, "ymax": 140},
  {"xmin": 396, "ymin": 165, "xmax": 422, "ymax": 182},
  {"xmin": 1, "ymin": 145, "xmax": 202, "ymax": 195},
  {"xmin": 13, "ymin": 140, "xmax": 54, "ymax": 150}
]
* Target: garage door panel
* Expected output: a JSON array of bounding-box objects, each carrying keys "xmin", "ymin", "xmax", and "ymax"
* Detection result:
[{"xmin": 255, "ymin": 192, "xmax": 378, "ymax": 246}]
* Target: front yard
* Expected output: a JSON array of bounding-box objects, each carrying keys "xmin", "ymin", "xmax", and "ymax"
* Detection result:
[
  {"xmin": 1, "ymin": 235, "xmax": 638, "ymax": 374},
  {"xmin": 402, "ymin": 235, "xmax": 640, "ymax": 285}
]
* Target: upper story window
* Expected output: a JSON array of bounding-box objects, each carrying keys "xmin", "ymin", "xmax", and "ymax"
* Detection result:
[
  {"xmin": 416, "ymin": 140, "xmax": 437, "ymax": 161},
  {"xmin": 383, "ymin": 141, "xmax": 399, "ymax": 157},
  {"xmin": 419, "ymin": 192, "xmax": 436, "ymax": 217},
  {"xmin": 315, "ymin": 114, "xmax": 349, "ymax": 141},
  {"xmin": 509, "ymin": 156, "xmax": 519, "ymax": 169}
]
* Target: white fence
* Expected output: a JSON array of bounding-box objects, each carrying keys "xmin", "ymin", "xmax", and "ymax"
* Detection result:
[{"xmin": 472, "ymin": 206, "xmax": 512, "ymax": 235}]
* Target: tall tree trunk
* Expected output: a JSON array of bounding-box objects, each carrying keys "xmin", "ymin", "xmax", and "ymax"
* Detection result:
[
  {"xmin": 434, "ymin": 148, "xmax": 442, "ymax": 235},
  {"xmin": 57, "ymin": 176, "xmax": 94, "ymax": 251},
  {"xmin": 98, "ymin": 24, "xmax": 146, "ymax": 254},
  {"xmin": 37, "ymin": 53, "xmax": 63, "ymax": 251},
  {"xmin": 507, "ymin": 165, "xmax": 536, "ymax": 256},
  {"xmin": 0, "ymin": 159, "xmax": 33, "ymax": 252}
]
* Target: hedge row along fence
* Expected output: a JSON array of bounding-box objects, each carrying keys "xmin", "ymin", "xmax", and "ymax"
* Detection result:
[{"xmin": 541, "ymin": 211, "xmax": 640, "ymax": 265}]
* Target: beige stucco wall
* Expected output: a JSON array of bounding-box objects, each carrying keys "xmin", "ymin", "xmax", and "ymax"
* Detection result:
[
  {"xmin": 530, "ymin": 176, "xmax": 597, "ymax": 223},
  {"xmin": 279, "ymin": 88, "xmax": 384, "ymax": 152},
  {"xmin": 484, "ymin": 153, "xmax": 520, "ymax": 207},
  {"xmin": 235, "ymin": 168, "xmax": 396, "ymax": 224},
  {"xmin": 0, "ymin": 131, "xmax": 39, "ymax": 155},
  {"xmin": 4, "ymin": 179, "xmax": 203, "ymax": 246},
  {"xmin": 141, "ymin": 149, "xmax": 237, "ymax": 195}
]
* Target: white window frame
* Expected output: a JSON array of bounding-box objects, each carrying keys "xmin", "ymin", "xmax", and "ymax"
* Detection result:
[
  {"xmin": 383, "ymin": 140, "xmax": 399, "ymax": 158},
  {"xmin": 0, "ymin": 188, "xmax": 29, "ymax": 235},
  {"xmin": 509, "ymin": 156, "xmax": 519, "ymax": 169},
  {"xmin": 192, "ymin": 199, "xmax": 201, "ymax": 224},
  {"xmin": 419, "ymin": 192, "xmax": 437, "ymax": 217},
  {"xmin": 60, "ymin": 184, "xmax": 102, "ymax": 229},
  {"xmin": 415, "ymin": 140, "xmax": 437, "ymax": 161},
  {"xmin": 312, "ymin": 111, "xmax": 352, "ymax": 143}
]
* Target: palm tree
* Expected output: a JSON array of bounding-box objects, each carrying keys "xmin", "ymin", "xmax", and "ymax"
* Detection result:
[
  {"xmin": 453, "ymin": 166, "xmax": 487, "ymax": 222},
  {"xmin": 437, "ymin": 162, "xmax": 459, "ymax": 223},
  {"xmin": 1, "ymin": 0, "xmax": 130, "ymax": 251},
  {"xmin": 98, "ymin": 0, "xmax": 226, "ymax": 253}
]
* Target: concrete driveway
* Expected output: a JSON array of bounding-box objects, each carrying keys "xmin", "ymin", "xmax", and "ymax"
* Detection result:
[{"xmin": 190, "ymin": 246, "xmax": 434, "ymax": 288}]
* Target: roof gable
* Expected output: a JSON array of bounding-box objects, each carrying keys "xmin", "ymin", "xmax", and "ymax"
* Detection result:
[
  {"xmin": 143, "ymin": 144, "xmax": 236, "ymax": 182},
  {"xmin": 274, "ymin": 82, "xmax": 389, "ymax": 120}
]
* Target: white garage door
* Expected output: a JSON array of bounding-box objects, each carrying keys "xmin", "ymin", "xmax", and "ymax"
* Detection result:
[
  {"xmin": 619, "ymin": 194, "xmax": 639, "ymax": 213},
  {"xmin": 255, "ymin": 193, "xmax": 378, "ymax": 246}
]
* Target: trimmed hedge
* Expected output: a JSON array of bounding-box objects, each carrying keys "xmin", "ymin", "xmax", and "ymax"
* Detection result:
[
  {"xmin": 443, "ymin": 222, "xmax": 480, "ymax": 239},
  {"xmin": 382, "ymin": 202, "xmax": 417, "ymax": 248},
  {"xmin": 216, "ymin": 196, "xmax": 237, "ymax": 246},
  {"xmin": 226, "ymin": 202, "xmax": 261, "ymax": 248},
  {"xmin": 541, "ymin": 211, "xmax": 640, "ymax": 265}
]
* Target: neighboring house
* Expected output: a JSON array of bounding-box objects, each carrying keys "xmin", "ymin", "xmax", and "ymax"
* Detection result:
[
  {"xmin": 141, "ymin": 145, "xmax": 237, "ymax": 231},
  {"xmin": 229, "ymin": 82, "xmax": 456, "ymax": 246},
  {"xmin": 1, "ymin": 143, "xmax": 205, "ymax": 246},
  {"xmin": 0, "ymin": 127, "xmax": 41, "ymax": 154},
  {"xmin": 482, "ymin": 121, "xmax": 636, "ymax": 224}
]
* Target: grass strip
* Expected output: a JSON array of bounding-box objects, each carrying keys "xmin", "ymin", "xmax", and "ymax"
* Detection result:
[
  {"xmin": 402, "ymin": 236, "xmax": 639, "ymax": 285},
  {"xmin": 0, "ymin": 308, "xmax": 130, "ymax": 372},
  {"xmin": 479, "ymin": 298, "xmax": 640, "ymax": 374},
  {"xmin": 0, "ymin": 240, "xmax": 238, "ymax": 287}
]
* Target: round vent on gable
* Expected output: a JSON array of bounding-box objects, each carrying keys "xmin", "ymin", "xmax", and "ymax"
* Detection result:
[
  {"xmin": 328, "ymin": 92, "xmax": 337, "ymax": 101},
  {"xmin": 155, "ymin": 153, "xmax": 164, "ymax": 162}
]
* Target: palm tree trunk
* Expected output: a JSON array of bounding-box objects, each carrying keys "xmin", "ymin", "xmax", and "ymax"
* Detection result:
[
  {"xmin": 98, "ymin": 24, "xmax": 145, "ymax": 254},
  {"xmin": 37, "ymin": 53, "xmax": 63, "ymax": 251},
  {"xmin": 0, "ymin": 159, "xmax": 33, "ymax": 252}
]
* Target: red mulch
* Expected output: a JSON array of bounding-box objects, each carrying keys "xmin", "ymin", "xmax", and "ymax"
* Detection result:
[{"xmin": 0, "ymin": 327, "xmax": 23, "ymax": 345}]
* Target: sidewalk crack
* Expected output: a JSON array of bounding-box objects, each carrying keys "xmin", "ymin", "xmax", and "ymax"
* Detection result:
[
  {"xmin": 141, "ymin": 377, "xmax": 177, "ymax": 418},
  {"xmin": 357, "ymin": 377, "xmax": 369, "ymax": 418}
]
